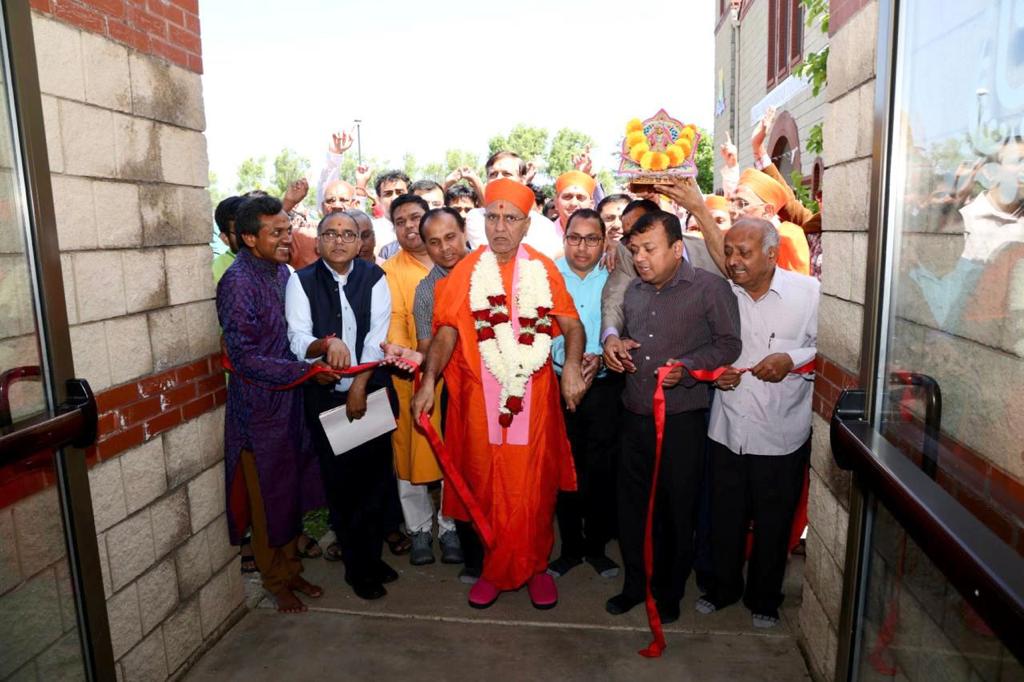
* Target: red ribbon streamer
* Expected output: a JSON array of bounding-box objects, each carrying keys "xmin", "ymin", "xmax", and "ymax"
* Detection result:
[
  {"xmin": 639, "ymin": 357, "xmax": 816, "ymax": 658},
  {"xmin": 220, "ymin": 352, "xmax": 496, "ymax": 551}
]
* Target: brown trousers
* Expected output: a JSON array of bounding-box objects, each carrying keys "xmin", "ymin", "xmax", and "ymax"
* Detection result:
[{"xmin": 240, "ymin": 450, "xmax": 302, "ymax": 593}]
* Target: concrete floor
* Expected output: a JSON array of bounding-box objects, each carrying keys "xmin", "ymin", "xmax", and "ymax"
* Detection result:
[{"xmin": 184, "ymin": 543, "xmax": 810, "ymax": 682}]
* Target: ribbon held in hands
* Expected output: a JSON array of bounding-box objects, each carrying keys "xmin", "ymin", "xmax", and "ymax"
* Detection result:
[
  {"xmin": 638, "ymin": 357, "xmax": 816, "ymax": 658},
  {"xmin": 221, "ymin": 351, "xmax": 496, "ymax": 550}
]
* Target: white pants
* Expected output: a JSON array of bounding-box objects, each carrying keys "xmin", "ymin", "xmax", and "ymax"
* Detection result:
[{"xmin": 398, "ymin": 479, "xmax": 455, "ymax": 535}]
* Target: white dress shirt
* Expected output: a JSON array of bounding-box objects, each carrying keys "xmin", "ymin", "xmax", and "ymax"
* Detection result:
[
  {"xmin": 709, "ymin": 266, "xmax": 819, "ymax": 456},
  {"xmin": 284, "ymin": 261, "xmax": 391, "ymax": 392},
  {"xmin": 464, "ymin": 207, "xmax": 564, "ymax": 259}
]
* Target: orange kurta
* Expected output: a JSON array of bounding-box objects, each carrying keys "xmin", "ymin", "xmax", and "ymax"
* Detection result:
[
  {"xmin": 382, "ymin": 249, "xmax": 443, "ymax": 483},
  {"xmin": 777, "ymin": 221, "xmax": 811, "ymax": 276},
  {"xmin": 433, "ymin": 245, "xmax": 578, "ymax": 590}
]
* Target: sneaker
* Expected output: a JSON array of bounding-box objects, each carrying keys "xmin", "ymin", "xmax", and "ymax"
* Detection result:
[
  {"xmin": 468, "ymin": 577, "xmax": 500, "ymax": 608},
  {"xmin": 752, "ymin": 611, "xmax": 780, "ymax": 629},
  {"xmin": 546, "ymin": 555, "xmax": 582, "ymax": 578},
  {"xmin": 527, "ymin": 572, "xmax": 558, "ymax": 609},
  {"xmin": 695, "ymin": 597, "xmax": 718, "ymax": 615},
  {"xmin": 458, "ymin": 566, "xmax": 481, "ymax": 585},
  {"xmin": 585, "ymin": 554, "xmax": 620, "ymax": 578},
  {"xmin": 409, "ymin": 531, "xmax": 435, "ymax": 566},
  {"xmin": 439, "ymin": 530, "xmax": 464, "ymax": 564}
]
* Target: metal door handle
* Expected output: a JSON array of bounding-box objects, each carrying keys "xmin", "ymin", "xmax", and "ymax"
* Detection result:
[{"xmin": 0, "ymin": 378, "xmax": 97, "ymax": 465}]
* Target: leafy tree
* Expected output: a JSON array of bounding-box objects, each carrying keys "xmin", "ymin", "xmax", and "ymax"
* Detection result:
[
  {"xmin": 402, "ymin": 153, "xmax": 418, "ymax": 180},
  {"xmin": 235, "ymin": 156, "xmax": 267, "ymax": 193},
  {"xmin": 695, "ymin": 127, "xmax": 715, "ymax": 195},
  {"xmin": 547, "ymin": 128, "xmax": 594, "ymax": 177},
  {"xmin": 419, "ymin": 162, "xmax": 446, "ymax": 183},
  {"xmin": 792, "ymin": 0, "xmax": 829, "ymax": 154},
  {"xmin": 271, "ymin": 148, "xmax": 311, "ymax": 198},
  {"xmin": 445, "ymin": 149, "xmax": 480, "ymax": 174},
  {"xmin": 488, "ymin": 124, "xmax": 548, "ymax": 166},
  {"xmin": 790, "ymin": 169, "xmax": 820, "ymax": 213},
  {"xmin": 208, "ymin": 170, "xmax": 226, "ymax": 206}
]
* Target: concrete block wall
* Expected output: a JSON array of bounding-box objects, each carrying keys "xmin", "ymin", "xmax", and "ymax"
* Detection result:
[
  {"xmin": 796, "ymin": 2, "xmax": 878, "ymax": 680},
  {"xmin": 713, "ymin": 0, "xmax": 829, "ymax": 188},
  {"xmin": 0, "ymin": 5, "xmax": 242, "ymax": 681}
]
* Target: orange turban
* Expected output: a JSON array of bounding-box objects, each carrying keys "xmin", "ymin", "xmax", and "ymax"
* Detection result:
[
  {"xmin": 484, "ymin": 178, "xmax": 535, "ymax": 216},
  {"xmin": 555, "ymin": 170, "xmax": 596, "ymax": 197},
  {"xmin": 705, "ymin": 194, "xmax": 729, "ymax": 212},
  {"xmin": 739, "ymin": 168, "xmax": 788, "ymax": 212}
]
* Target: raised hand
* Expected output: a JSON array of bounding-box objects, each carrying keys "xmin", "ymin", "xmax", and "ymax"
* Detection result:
[
  {"xmin": 653, "ymin": 176, "xmax": 703, "ymax": 214},
  {"xmin": 283, "ymin": 178, "xmax": 309, "ymax": 210},
  {"xmin": 329, "ymin": 130, "xmax": 354, "ymax": 155},
  {"xmin": 355, "ymin": 164, "xmax": 372, "ymax": 190},
  {"xmin": 572, "ymin": 145, "xmax": 594, "ymax": 176},
  {"xmin": 524, "ymin": 161, "xmax": 538, "ymax": 185},
  {"xmin": 720, "ymin": 131, "xmax": 738, "ymax": 167},
  {"xmin": 752, "ymin": 106, "xmax": 776, "ymax": 157}
]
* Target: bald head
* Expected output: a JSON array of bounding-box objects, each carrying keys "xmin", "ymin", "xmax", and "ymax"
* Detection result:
[
  {"xmin": 322, "ymin": 179, "xmax": 356, "ymax": 214},
  {"xmin": 728, "ymin": 217, "xmax": 779, "ymax": 254}
]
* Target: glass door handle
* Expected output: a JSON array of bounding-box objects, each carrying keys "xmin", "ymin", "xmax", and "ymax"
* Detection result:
[{"xmin": 0, "ymin": 378, "xmax": 98, "ymax": 465}]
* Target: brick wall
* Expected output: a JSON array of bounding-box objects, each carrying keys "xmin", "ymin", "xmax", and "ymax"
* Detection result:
[
  {"xmin": 29, "ymin": 0, "xmax": 203, "ymax": 73},
  {"xmin": 0, "ymin": 6, "xmax": 243, "ymax": 680}
]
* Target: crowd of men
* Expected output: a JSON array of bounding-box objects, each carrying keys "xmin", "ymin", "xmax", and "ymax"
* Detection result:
[{"xmin": 212, "ymin": 108, "xmax": 821, "ymax": 629}]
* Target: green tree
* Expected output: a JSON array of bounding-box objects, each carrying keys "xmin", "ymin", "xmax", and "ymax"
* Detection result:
[
  {"xmin": 445, "ymin": 149, "xmax": 480, "ymax": 174},
  {"xmin": 419, "ymin": 162, "xmax": 446, "ymax": 183},
  {"xmin": 695, "ymin": 127, "xmax": 715, "ymax": 194},
  {"xmin": 547, "ymin": 128, "xmax": 594, "ymax": 177},
  {"xmin": 792, "ymin": 0, "xmax": 829, "ymax": 154},
  {"xmin": 208, "ymin": 170, "xmax": 226, "ymax": 206},
  {"xmin": 235, "ymin": 156, "xmax": 267, "ymax": 193},
  {"xmin": 488, "ymin": 124, "xmax": 548, "ymax": 165},
  {"xmin": 402, "ymin": 153, "xmax": 418, "ymax": 180},
  {"xmin": 271, "ymin": 148, "xmax": 311, "ymax": 197}
]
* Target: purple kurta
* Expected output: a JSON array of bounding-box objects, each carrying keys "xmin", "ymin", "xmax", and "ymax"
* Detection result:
[{"xmin": 216, "ymin": 248, "xmax": 325, "ymax": 547}]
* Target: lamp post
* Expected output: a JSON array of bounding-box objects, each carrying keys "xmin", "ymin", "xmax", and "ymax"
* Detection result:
[{"xmin": 354, "ymin": 119, "xmax": 362, "ymax": 166}]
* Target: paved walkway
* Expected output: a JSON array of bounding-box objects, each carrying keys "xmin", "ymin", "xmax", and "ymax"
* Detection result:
[{"xmin": 185, "ymin": 544, "xmax": 810, "ymax": 681}]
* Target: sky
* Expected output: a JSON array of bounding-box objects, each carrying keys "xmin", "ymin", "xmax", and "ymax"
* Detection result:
[{"xmin": 199, "ymin": 0, "xmax": 716, "ymax": 192}]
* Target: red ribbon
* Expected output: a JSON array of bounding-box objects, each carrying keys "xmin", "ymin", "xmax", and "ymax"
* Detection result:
[
  {"xmin": 639, "ymin": 357, "xmax": 816, "ymax": 658},
  {"xmin": 221, "ymin": 352, "xmax": 496, "ymax": 551}
]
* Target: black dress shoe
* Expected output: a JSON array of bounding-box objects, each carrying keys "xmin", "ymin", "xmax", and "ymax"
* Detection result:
[
  {"xmin": 345, "ymin": 574, "xmax": 387, "ymax": 600},
  {"xmin": 605, "ymin": 593, "xmax": 644, "ymax": 616},
  {"xmin": 657, "ymin": 600, "xmax": 680, "ymax": 624},
  {"xmin": 374, "ymin": 560, "xmax": 399, "ymax": 584}
]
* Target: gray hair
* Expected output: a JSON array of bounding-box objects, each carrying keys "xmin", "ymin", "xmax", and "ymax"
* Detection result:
[{"xmin": 732, "ymin": 217, "xmax": 779, "ymax": 254}]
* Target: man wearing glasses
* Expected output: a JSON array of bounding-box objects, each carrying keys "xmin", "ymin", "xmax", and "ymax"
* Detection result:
[
  {"xmin": 548, "ymin": 209, "xmax": 622, "ymax": 581},
  {"xmin": 285, "ymin": 211, "xmax": 398, "ymax": 600}
]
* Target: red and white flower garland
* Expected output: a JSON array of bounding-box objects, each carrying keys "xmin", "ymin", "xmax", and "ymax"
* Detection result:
[{"xmin": 469, "ymin": 250, "xmax": 554, "ymax": 427}]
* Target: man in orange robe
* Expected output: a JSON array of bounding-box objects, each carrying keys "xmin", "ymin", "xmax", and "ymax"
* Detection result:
[
  {"xmin": 411, "ymin": 179, "xmax": 587, "ymax": 610},
  {"xmin": 731, "ymin": 168, "xmax": 811, "ymax": 276}
]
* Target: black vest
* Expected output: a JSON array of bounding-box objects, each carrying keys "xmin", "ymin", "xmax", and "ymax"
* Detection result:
[{"xmin": 296, "ymin": 259, "xmax": 387, "ymax": 412}]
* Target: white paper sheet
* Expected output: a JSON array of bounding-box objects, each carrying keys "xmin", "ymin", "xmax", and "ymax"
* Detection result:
[{"xmin": 318, "ymin": 388, "xmax": 396, "ymax": 456}]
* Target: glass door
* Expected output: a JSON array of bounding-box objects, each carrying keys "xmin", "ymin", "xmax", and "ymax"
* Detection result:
[
  {"xmin": 833, "ymin": 0, "xmax": 1024, "ymax": 679},
  {"xmin": 0, "ymin": 2, "xmax": 111, "ymax": 680}
]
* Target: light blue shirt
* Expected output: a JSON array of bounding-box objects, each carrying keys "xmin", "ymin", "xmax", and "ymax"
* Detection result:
[
  {"xmin": 284, "ymin": 261, "xmax": 391, "ymax": 392},
  {"xmin": 551, "ymin": 257, "xmax": 608, "ymax": 374}
]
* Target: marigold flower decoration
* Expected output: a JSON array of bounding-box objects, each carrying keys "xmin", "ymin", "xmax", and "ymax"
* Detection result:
[{"xmin": 624, "ymin": 116, "xmax": 698, "ymax": 172}]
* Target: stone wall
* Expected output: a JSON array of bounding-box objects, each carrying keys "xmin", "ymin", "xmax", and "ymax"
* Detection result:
[
  {"xmin": 797, "ymin": 2, "xmax": 878, "ymax": 680},
  {"xmin": 0, "ymin": 6, "xmax": 242, "ymax": 681},
  {"xmin": 713, "ymin": 0, "xmax": 828, "ymax": 186}
]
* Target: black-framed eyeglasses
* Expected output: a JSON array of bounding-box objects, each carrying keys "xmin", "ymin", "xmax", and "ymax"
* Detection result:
[
  {"xmin": 566, "ymin": 233, "xmax": 604, "ymax": 247},
  {"xmin": 320, "ymin": 229, "xmax": 359, "ymax": 243}
]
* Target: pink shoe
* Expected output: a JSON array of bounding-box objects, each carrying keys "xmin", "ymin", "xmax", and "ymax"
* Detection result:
[
  {"xmin": 468, "ymin": 577, "xmax": 500, "ymax": 609},
  {"xmin": 527, "ymin": 572, "xmax": 558, "ymax": 610}
]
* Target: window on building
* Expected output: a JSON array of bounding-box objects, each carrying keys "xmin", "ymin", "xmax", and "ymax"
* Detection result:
[{"xmin": 767, "ymin": 0, "xmax": 803, "ymax": 88}]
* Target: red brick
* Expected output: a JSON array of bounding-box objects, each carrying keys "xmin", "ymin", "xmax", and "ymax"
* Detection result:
[
  {"xmin": 87, "ymin": 0, "xmax": 126, "ymax": 19},
  {"xmin": 181, "ymin": 393, "xmax": 214, "ymax": 421},
  {"xmin": 144, "ymin": 409, "xmax": 182, "ymax": 439},
  {"xmin": 147, "ymin": 0, "xmax": 183, "ymax": 25},
  {"xmin": 167, "ymin": 22, "xmax": 200, "ymax": 53},
  {"xmin": 162, "ymin": 383, "xmax": 197, "ymax": 410},
  {"xmin": 169, "ymin": 0, "xmax": 197, "ymax": 12},
  {"xmin": 106, "ymin": 18, "xmax": 149, "ymax": 50},
  {"xmin": 97, "ymin": 411, "xmax": 119, "ymax": 437},
  {"xmin": 212, "ymin": 386, "xmax": 227, "ymax": 407},
  {"xmin": 176, "ymin": 358, "xmax": 209, "ymax": 384},
  {"xmin": 30, "ymin": 0, "xmax": 53, "ymax": 12},
  {"xmin": 127, "ymin": 4, "xmax": 164, "ymax": 36},
  {"xmin": 96, "ymin": 382, "xmax": 141, "ymax": 412},
  {"xmin": 123, "ymin": 396, "xmax": 161, "ymax": 425},
  {"xmin": 987, "ymin": 465, "xmax": 1024, "ymax": 523},
  {"xmin": 53, "ymin": 0, "xmax": 106, "ymax": 32},
  {"xmin": 138, "ymin": 369, "xmax": 177, "ymax": 398},
  {"xmin": 196, "ymin": 373, "xmax": 225, "ymax": 396},
  {"xmin": 822, "ymin": 358, "xmax": 842, "ymax": 387},
  {"xmin": 187, "ymin": 52, "xmax": 203, "ymax": 74},
  {"xmin": 183, "ymin": 11, "xmax": 199, "ymax": 34},
  {"xmin": 150, "ymin": 37, "xmax": 188, "ymax": 68},
  {"xmin": 96, "ymin": 424, "xmax": 145, "ymax": 459}
]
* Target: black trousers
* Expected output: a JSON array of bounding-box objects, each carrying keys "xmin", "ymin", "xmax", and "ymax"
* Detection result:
[
  {"xmin": 707, "ymin": 438, "xmax": 810, "ymax": 616},
  {"xmin": 618, "ymin": 409, "xmax": 706, "ymax": 605},
  {"xmin": 555, "ymin": 375, "xmax": 622, "ymax": 559},
  {"xmin": 308, "ymin": 388, "xmax": 393, "ymax": 582}
]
